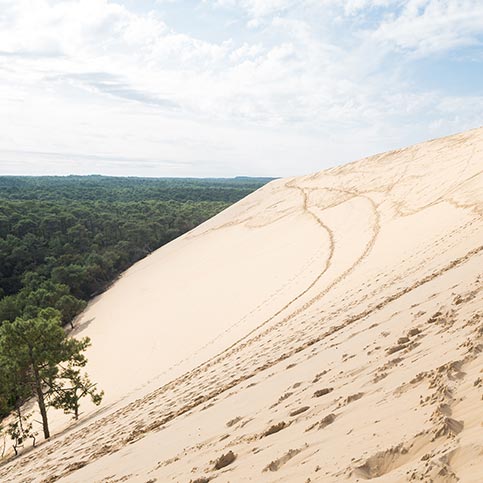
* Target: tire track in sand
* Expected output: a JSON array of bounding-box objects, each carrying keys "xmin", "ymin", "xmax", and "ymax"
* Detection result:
[
  {"xmin": 209, "ymin": 181, "xmax": 380, "ymax": 361},
  {"xmin": 126, "ymin": 178, "xmax": 336, "ymax": 397},
  {"xmin": 150, "ymin": 180, "xmax": 379, "ymax": 397}
]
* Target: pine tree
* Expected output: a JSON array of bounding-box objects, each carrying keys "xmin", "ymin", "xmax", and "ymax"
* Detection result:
[
  {"xmin": 0, "ymin": 308, "xmax": 99, "ymax": 440},
  {"xmin": 49, "ymin": 362, "xmax": 103, "ymax": 420},
  {"xmin": 6, "ymin": 409, "xmax": 36, "ymax": 456}
]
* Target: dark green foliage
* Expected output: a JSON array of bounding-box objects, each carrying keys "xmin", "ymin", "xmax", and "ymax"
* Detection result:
[
  {"xmin": 0, "ymin": 199, "xmax": 226, "ymax": 302},
  {"xmin": 0, "ymin": 175, "xmax": 272, "ymax": 203},
  {"xmin": 0, "ymin": 309, "xmax": 95, "ymax": 440},
  {"xmin": 55, "ymin": 295, "xmax": 87, "ymax": 329},
  {"xmin": 48, "ymin": 361, "xmax": 103, "ymax": 420},
  {"xmin": 0, "ymin": 175, "xmax": 270, "ymax": 324},
  {"xmin": 5, "ymin": 409, "xmax": 36, "ymax": 455}
]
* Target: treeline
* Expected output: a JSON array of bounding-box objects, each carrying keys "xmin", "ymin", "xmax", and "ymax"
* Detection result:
[
  {"xmin": 0, "ymin": 176, "xmax": 270, "ymax": 326},
  {"xmin": 0, "ymin": 175, "xmax": 272, "ymax": 202}
]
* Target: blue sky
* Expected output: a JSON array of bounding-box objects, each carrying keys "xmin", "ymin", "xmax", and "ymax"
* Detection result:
[{"xmin": 0, "ymin": 0, "xmax": 482, "ymax": 177}]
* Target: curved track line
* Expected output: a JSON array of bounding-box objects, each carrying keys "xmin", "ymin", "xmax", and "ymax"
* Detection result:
[{"xmin": 127, "ymin": 178, "xmax": 336, "ymax": 395}]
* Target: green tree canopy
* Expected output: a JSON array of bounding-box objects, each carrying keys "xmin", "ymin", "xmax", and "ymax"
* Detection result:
[{"xmin": 0, "ymin": 309, "xmax": 94, "ymax": 439}]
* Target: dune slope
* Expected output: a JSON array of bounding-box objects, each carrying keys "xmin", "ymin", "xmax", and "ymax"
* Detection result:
[{"xmin": 1, "ymin": 128, "xmax": 482, "ymax": 482}]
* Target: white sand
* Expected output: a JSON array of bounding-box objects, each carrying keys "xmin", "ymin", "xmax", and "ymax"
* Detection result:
[{"xmin": 1, "ymin": 127, "xmax": 482, "ymax": 482}]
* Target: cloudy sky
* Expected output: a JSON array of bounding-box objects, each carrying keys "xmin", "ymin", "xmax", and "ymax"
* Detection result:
[{"xmin": 0, "ymin": 0, "xmax": 482, "ymax": 177}]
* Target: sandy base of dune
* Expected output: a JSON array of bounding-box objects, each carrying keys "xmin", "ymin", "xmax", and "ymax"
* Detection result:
[{"xmin": 0, "ymin": 127, "xmax": 482, "ymax": 482}]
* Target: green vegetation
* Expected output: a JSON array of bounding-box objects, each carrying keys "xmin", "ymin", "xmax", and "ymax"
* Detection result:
[
  {"xmin": 0, "ymin": 308, "xmax": 99, "ymax": 440},
  {"xmin": 0, "ymin": 175, "xmax": 271, "ymax": 322},
  {"xmin": 0, "ymin": 175, "xmax": 270, "ymax": 449}
]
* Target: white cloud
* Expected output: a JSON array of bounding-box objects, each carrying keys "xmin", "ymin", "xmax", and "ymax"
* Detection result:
[
  {"xmin": 0, "ymin": 0, "xmax": 481, "ymax": 176},
  {"xmin": 342, "ymin": 0, "xmax": 395, "ymax": 16},
  {"xmin": 369, "ymin": 0, "xmax": 483, "ymax": 56},
  {"xmin": 214, "ymin": 0, "xmax": 297, "ymax": 19}
]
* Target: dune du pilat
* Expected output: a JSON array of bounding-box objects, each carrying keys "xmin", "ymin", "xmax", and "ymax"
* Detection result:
[{"xmin": 1, "ymin": 128, "xmax": 482, "ymax": 482}]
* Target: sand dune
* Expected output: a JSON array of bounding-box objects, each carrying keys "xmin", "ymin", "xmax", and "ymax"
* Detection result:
[{"xmin": 1, "ymin": 127, "xmax": 482, "ymax": 482}]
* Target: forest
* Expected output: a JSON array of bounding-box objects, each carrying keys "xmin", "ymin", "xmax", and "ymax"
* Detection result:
[
  {"xmin": 0, "ymin": 175, "xmax": 271, "ymax": 431},
  {"xmin": 0, "ymin": 175, "xmax": 271, "ymax": 324}
]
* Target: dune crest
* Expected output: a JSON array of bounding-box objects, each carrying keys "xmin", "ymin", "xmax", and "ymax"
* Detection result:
[{"xmin": 1, "ymin": 128, "xmax": 482, "ymax": 482}]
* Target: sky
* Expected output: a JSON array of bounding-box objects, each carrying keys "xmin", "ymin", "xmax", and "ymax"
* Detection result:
[{"xmin": 0, "ymin": 0, "xmax": 482, "ymax": 178}]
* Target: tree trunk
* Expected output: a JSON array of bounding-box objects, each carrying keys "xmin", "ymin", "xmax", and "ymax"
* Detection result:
[
  {"xmin": 16, "ymin": 406, "xmax": 24, "ymax": 435},
  {"xmin": 32, "ymin": 364, "xmax": 50, "ymax": 439}
]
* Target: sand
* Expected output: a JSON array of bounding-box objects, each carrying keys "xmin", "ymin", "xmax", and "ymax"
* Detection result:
[{"xmin": 0, "ymin": 127, "xmax": 482, "ymax": 482}]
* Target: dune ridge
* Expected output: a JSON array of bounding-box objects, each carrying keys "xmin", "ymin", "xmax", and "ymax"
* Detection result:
[{"xmin": 1, "ymin": 127, "xmax": 482, "ymax": 482}]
